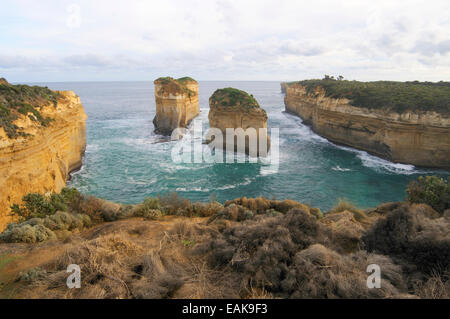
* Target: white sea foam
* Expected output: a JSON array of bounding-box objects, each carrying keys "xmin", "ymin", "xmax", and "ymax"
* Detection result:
[
  {"xmin": 284, "ymin": 113, "xmax": 422, "ymax": 175},
  {"xmin": 356, "ymin": 152, "xmax": 416, "ymax": 174},
  {"xmin": 332, "ymin": 166, "xmax": 352, "ymax": 172},
  {"xmin": 85, "ymin": 144, "xmax": 99, "ymax": 153},
  {"xmin": 176, "ymin": 187, "xmax": 209, "ymax": 192}
]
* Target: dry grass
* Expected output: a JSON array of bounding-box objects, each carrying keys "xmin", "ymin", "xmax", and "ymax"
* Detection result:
[
  {"xmin": 329, "ymin": 199, "xmax": 368, "ymax": 222},
  {"xmin": 1, "ymin": 199, "xmax": 449, "ymax": 299},
  {"xmin": 413, "ymin": 271, "xmax": 450, "ymax": 299}
]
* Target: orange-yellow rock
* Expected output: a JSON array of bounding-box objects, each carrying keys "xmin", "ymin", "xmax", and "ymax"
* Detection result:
[
  {"xmin": 284, "ymin": 83, "xmax": 450, "ymax": 168},
  {"xmin": 0, "ymin": 91, "xmax": 87, "ymax": 231},
  {"xmin": 153, "ymin": 77, "xmax": 199, "ymax": 135},
  {"xmin": 208, "ymin": 88, "xmax": 270, "ymax": 156}
]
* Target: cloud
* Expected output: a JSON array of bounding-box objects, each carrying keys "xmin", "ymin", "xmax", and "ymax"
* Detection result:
[
  {"xmin": 411, "ymin": 40, "xmax": 450, "ymax": 57},
  {"xmin": 0, "ymin": 0, "xmax": 449, "ymax": 81},
  {"xmin": 63, "ymin": 54, "xmax": 111, "ymax": 67}
]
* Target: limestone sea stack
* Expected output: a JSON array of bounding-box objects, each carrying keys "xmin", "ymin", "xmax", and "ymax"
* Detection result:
[
  {"xmin": 153, "ymin": 77, "xmax": 200, "ymax": 135},
  {"xmin": 0, "ymin": 79, "xmax": 87, "ymax": 231},
  {"xmin": 284, "ymin": 80, "xmax": 450, "ymax": 168},
  {"xmin": 208, "ymin": 88, "xmax": 270, "ymax": 156}
]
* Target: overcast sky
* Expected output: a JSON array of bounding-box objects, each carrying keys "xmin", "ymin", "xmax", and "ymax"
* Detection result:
[{"xmin": 1, "ymin": 0, "xmax": 449, "ymax": 82}]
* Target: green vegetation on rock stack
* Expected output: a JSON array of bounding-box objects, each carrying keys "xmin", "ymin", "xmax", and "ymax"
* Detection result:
[
  {"xmin": 154, "ymin": 76, "xmax": 197, "ymax": 96},
  {"xmin": 176, "ymin": 76, "xmax": 196, "ymax": 84},
  {"xmin": 0, "ymin": 78, "xmax": 60, "ymax": 138},
  {"xmin": 210, "ymin": 87, "xmax": 260, "ymax": 109},
  {"xmin": 297, "ymin": 78, "xmax": 450, "ymax": 114}
]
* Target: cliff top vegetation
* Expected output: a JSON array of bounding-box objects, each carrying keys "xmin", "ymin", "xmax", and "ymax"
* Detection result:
[
  {"xmin": 293, "ymin": 77, "xmax": 450, "ymax": 114},
  {"xmin": 154, "ymin": 76, "xmax": 197, "ymax": 96},
  {"xmin": 0, "ymin": 78, "xmax": 60, "ymax": 138},
  {"xmin": 210, "ymin": 88, "xmax": 260, "ymax": 109},
  {"xmin": 1, "ymin": 176, "xmax": 448, "ymax": 299}
]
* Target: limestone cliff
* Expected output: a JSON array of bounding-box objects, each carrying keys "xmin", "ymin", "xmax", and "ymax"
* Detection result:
[
  {"xmin": 284, "ymin": 83, "xmax": 450, "ymax": 168},
  {"xmin": 280, "ymin": 82, "xmax": 291, "ymax": 94},
  {"xmin": 153, "ymin": 77, "xmax": 199, "ymax": 135},
  {"xmin": 0, "ymin": 89, "xmax": 87, "ymax": 231},
  {"xmin": 208, "ymin": 88, "xmax": 270, "ymax": 156}
]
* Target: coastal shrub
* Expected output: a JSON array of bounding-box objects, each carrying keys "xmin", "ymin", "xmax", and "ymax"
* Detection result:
[
  {"xmin": 176, "ymin": 77, "xmax": 196, "ymax": 84},
  {"xmin": 198, "ymin": 208, "xmax": 325, "ymax": 269},
  {"xmin": 224, "ymin": 197, "xmax": 317, "ymax": 216},
  {"xmin": 154, "ymin": 77, "xmax": 196, "ymax": 97},
  {"xmin": 282, "ymin": 246, "xmax": 404, "ymax": 298},
  {"xmin": 19, "ymin": 267, "xmax": 47, "ymax": 283},
  {"xmin": 329, "ymin": 199, "xmax": 367, "ymax": 222},
  {"xmin": 192, "ymin": 201, "xmax": 223, "ymax": 217},
  {"xmin": 296, "ymin": 79, "xmax": 450, "ymax": 114},
  {"xmin": 78, "ymin": 196, "xmax": 104, "ymax": 223},
  {"xmin": 362, "ymin": 203, "xmax": 450, "ymax": 274},
  {"xmin": 407, "ymin": 176, "xmax": 450, "ymax": 214},
  {"xmin": 134, "ymin": 201, "xmax": 162, "ymax": 220},
  {"xmin": 320, "ymin": 211, "xmax": 365, "ymax": 253},
  {"xmin": 60, "ymin": 187, "xmax": 83, "ymax": 212},
  {"xmin": 0, "ymin": 211, "xmax": 92, "ymax": 243},
  {"xmin": 0, "ymin": 79, "xmax": 61, "ymax": 138},
  {"xmin": 10, "ymin": 188, "xmax": 83, "ymax": 221},
  {"xmin": 412, "ymin": 272, "xmax": 450, "ymax": 299},
  {"xmin": 141, "ymin": 197, "xmax": 160, "ymax": 210},
  {"xmin": 48, "ymin": 233, "xmax": 144, "ymax": 298},
  {"xmin": 11, "ymin": 193, "xmax": 58, "ymax": 220},
  {"xmin": 17, "ymin": 103, "xmax": 53, "ymax": 127},
  {"xmin": 158, "ymin": 192, "xmax": 193, "ymax": 216},
  {"xmin": 196, "ymin": 209, "xmax": 407, "ymax": 298},
  {"xmin": 0, "ymin": 222, "xmax": 56, "ymax": 243},
  {"xmin": 100, "ymin": 201, "xmax": 128, "ymax": 221},
  {"xmin": 207, "ymin": 204, "xmax": 254, "ymax": 224},
  {"xmin": 210, "ymin": 88, "xmax": 260, "ymax": 109},
  {"xmin": 43, "ymin": 211, "xmax": 91, "ymax": 231}
]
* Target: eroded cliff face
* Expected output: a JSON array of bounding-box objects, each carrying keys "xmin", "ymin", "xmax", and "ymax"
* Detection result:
[
  {"xmin": 153, "ymin": 77, "xmax": 200, "ymax": 135},
  {"xmin": 208, "ymin": 88, "xmax": 270, "ymax": 156},
  {"xmin": 285, "ymin": 83, "xmax": 450, "ymax": 168},
  {"xmin": 0, "ymin": 91, "xmax": 87, "ymax": 230}
]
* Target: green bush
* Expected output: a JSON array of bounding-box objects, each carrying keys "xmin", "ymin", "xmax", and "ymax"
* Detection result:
[
  {"xmin": 407, "ymin": 176, "xmax": 450, "ymax": 214},
  {"xmin": 11, "ymin": 193, "xmax": 57, "ymax": 220},
  {"xmin": 0, "ymin": 79, "xmax": 61, "ymax": 138},
  {"xmin": 133, "ymin": 197, "xmax": 162, "ymax": 220},
  {"xmin": 0, "ymin": 211, "xmax": 91, "ymax": 243},
  {"xmin": 0, "ymin": 223, "xmax": 56, "ymax": 243},
  {"xmin": 296, "ymin": 79, "xmax": 450, "ymax": 114},
  {"xmin": 210, "ymin": 88, "xmax": 260, "ymax": 109},
  {"xmin": 10, "ymin": 187, "xmax": 83, "ymax": 221},
  {"xmin": 19, "ymin": 267, "xmax": 47, "ymax": 282}
]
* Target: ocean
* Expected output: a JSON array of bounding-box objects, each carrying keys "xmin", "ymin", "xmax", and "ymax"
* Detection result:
[{"xmin": 36, "ymin": 81, "xmax": 449, "ymax": 212}]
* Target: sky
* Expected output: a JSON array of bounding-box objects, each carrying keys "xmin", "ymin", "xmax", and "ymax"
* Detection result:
[{"xmin": 1, "ymin": 0, "xmax": 449, "ymax": 82}]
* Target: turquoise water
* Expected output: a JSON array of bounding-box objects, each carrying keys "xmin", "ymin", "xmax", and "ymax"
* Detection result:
[{"xmin": 39, "ymin": 81, "xmax": 449, "ymax": 212}]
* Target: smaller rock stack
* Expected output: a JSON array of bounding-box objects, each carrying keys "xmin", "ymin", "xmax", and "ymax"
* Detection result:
[
  {"xmin": 153, "ymin": 77, "xmax": 200, "ymax": 135},
  {"xmin": 208, "ymin": 88, "xmax": 270, "ymax": 156}
]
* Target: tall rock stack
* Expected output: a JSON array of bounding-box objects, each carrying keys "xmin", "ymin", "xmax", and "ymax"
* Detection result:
[
  {"xmin": 153, "ymin": 77, "xmax": 200, "ymax": 135},
  {"xmin": 208, "ymin": 88, "xmax": 270, "ymax": 156}
]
